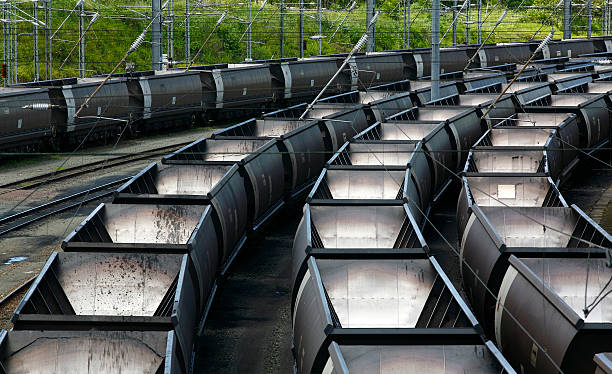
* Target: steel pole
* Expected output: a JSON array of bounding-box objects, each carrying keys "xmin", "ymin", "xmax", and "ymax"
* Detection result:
[
  {"xmin": 317, "ymin": 0, "xmax": 322, "ymax": 55},
  {"xmin": 169, "ymin": 0, "xmax": 174, "ymax": 63},
  {"xmin": 44, "ymin": 0, "xmax": 51, "ymax": 79},
  {"xmin": 466, "ymin": 0, "xmax": 471, "ymax": 44},
  {"xmin": 152, "ymin": 0, "xmax": 162, "ymax": 70},
  {"xmin": 2, "ymin": 3, "xmax": 6, "ymax": 86},
  {"xmin": 404, "ymin": 0, "xmax": 410, "ymax": 48},
  {"xmin": 587, "ymin": 0, "xmax": 591, "ymax": 37},
  {"xmin": 34, "ymin": 1, "xmax": 39, "ymax": 81},
  {"xmin": 477, "ymin": 0, "xmax": 481, "ymax": 43},
  {"xmin": 247, "ymin": 0, "xmax": 252, "ymax": 60},
  {"xmin": 452, "ymin": 1, "xmax": 458, "ymax": 45},
  {"xmin": 79, "ymin": 1, "xmax": 85, "ymax": 78},
  {"xmin": 366, "ymin": 0, "xmax": 375, "ymax": 51},
  {"xmin": 280, "ymin": 0, "xmax": 285, "ymax": 57},
  {"xmin": 563, "ymin": 0, "xmax": 571, "ymax": 38},
  {"xmin": 432, "ymin": 0, "xmax": 440, "ymax": 100},
  {"xmin": 299, "ymin": 0, "xmax": 304, "ymax": 58},
  {"xmin": 186, "ymin": 0, "xmax": 190, "ymax": 64}
]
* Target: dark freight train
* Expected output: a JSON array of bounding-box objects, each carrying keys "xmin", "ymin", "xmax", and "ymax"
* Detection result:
[{"xmin": 2, "ymin": 37, "xmax": 612, "ymax": 373}]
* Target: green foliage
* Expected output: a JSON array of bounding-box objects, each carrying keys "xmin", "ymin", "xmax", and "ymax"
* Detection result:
[{"xmin": 4, "ymin": 0, "xmax": 606, "ymax": 82}]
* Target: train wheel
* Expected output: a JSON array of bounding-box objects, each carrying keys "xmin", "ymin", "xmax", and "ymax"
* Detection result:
[
  {"xmin": 187, "ymin": 113, "xmax": 197, "ymax": 129},
  {"xmin": 47, "ymin": 126, "xmax": 61, "ymax": 152}
]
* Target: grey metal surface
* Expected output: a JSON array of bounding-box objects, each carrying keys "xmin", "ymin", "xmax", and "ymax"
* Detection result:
[
  {"xmin": 486, "ymin": 128, "xmax": 553, "ymax": 147},
  {"xmin": 216, "ymin": 118, "xmax": 305, "ymax": 137},
  {"xmin": 479, "ymin": 44, "xmax": 533, "ymax": 67},
  {"xmin": 513, "ymin": 112, "xmax": 575, "ymax": 127},
  {"xmin": 520, "ymin": 258, "xmax": 612, "ymax": 323},
  {"xmin": 280, "ymin": 59, "xmax": 342, "ymax": 99},
  {"xmin": 319, "ymin": 169, "xmax": 405, "ymax": 199},
  {"xmin": 207, "ymin": 164, "xmax": 249, "ymax": 263},
  {"xmin": 118, "ymin": 162, "xmax": 233, "ymax": 196},
  {"xmin": 101, "ymin": 204, "xmax": 206, "ymax": 244},
  {"xmin": 348, "ymin": 142, "xmax": 415, "ymax": 166},
  {"xmin": 293, "ymin": 260, "xmax": 333, "ymax": 374},
  {"xmin": 282, "ymin": 121, "xmax": 327, "ymax": 193},
  {"xmin": 318, "ymin": 259, "xmax": 435, "ymax": 328},
  {"xmin": 595, "ymin": 353, "xmax": 612, "ymax": 374},
  {"xmin": 155, "ymin": 163, "xmax": 231, "ymax": 195},
  {"xmin": 378, "ymin": 121, "xmax": 441, "ymax": 140},
  {"xmin": 33, "ymin": 252, "xmax": 180, "ymax": 316},
  {"xmin": 139, "ymin": 71, "xmax": 203, "ymax": 119},
  {"xmin": 414, "ymin": 107, "xmax": 468, "ymax": 122},
  {"xmin": 351, "ymin": 53, "xmax": 408, "ymax": 89},
  {"xmin": 495, "ymin": 261, "xmax": 579, "ymax": 374},
  {"xmin": 324, "ymin": 107, "xmax": 370, "ymax": 151},
  {"xmin": 0, "ymin": 330, "xmax": 176, "ymax": 374},
  {"xmin": 211, "ymin": 65, "xmax": 275, "ymax": 107},
  {"xmin": 480, "ymin": 206, "xmax": 576, "ymax": 248},
  {"xmin": 241, "ymin": 140, "xmax": 286, "ymax": 226},
  {"xmin": 165, "ymin": 138, "xmax": 269, "ymax": 162},
  {"xmin": 62, "ymin": 78, "xmax": 133, "ymax": 126},
  {"xmin": 0, "ymin": 87, "xmax": 54, "ymax": 143},
  {"xmin": 324, "ymin": 344, "xmax": 505, "ymax": 373},
  {"xmin": 470, "ymin": 149, "xmax": 545, "ymax": 173},
  {"xmin": 465, "ymin": 176, "xmax": 561, "ymax": 207},
  {"xmin": 310, "ymin": 205, "xmax": 407, "ymax": 248}
]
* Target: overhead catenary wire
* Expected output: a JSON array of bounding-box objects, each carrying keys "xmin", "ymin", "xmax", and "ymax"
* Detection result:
[{"xmin": 480, "ymin": 31, "xmax": 554, "ymax": 120}]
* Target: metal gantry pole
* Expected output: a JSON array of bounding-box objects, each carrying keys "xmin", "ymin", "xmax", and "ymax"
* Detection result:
[
  {"xmin": 44, "ymin": 0, "xmax": 51, "ymax": 79},
  {"xmin": 152, "ymin": 0, "xmax": 162, "ymax": 70},
  {"xmin": 34, "ymin": 1, "xmax": 40, "ymax": 81},
  {"xmin": 477, "ymin": 0, "xmax": 481, "ymax": 43},
  {"xmin": 317, "ymin": 0, "xmax": 322, "ymax": 55},
  {"xmin": 185, "ymin": 0, "xmax": 190, "ymax": 64},
  {"xmin": 12, "ymin": 0, "xmax": 17, "ymax": 83},
  {"xmin": 432, "ymin": 0, "xmax": 440, "ymax": 100},
  {"xmin": 452, "ymin": 0, "xmax": 458, "ymax": 45},
  {"xmin": 78, "ymin": 0, "xmax": 85, "ymax": 78},
  {"xmin": 587, "ymin": 0, "xmax": 591, "ymax": 37},
  {"xmin": 366, "ymin": 0, "xmax": 376, "ymax": 51},
  {"xmin": 604, "ymin": 0, "xmax": 610, "ymax": 35},
  {"xmin": 563, "ymin": 0, "xmax": 572, "ymax": 38},
  {"xmin": 403, "ymin": 0, "xmax": 410, "ymax": 48},
  {"xmin": 299, "ymin": 0, "xmax": 304, "ymax": 58},
  {"xmin": 466, "ymin": 0, "xmax": 471, "ymax": 44},
  {"xmin": 3, "ymin": 1, "xmax": 10, "ymax": 85},
  {"xmin": 2, "ymin": 3, "xmax": 6, "ymax": 86},
  {"xmin": 608, "ymin": 0, "xmax": 611, "ymax": 35},
  {"xmin": 280, "ymin": 0, "xmax": 285, "ymax": 57},
  {"xmin": 169, "ymin": 0, "xmax": 174, "ymax": 64},
  {"xmin": 246, "ymin": 0, "xmax": 252, "ymax": 60}
]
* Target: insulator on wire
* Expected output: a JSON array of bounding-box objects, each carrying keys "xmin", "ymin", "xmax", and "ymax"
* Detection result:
[
  {"xmin": 496, "ymin": 9, "xmax": 508, "ymax": 25},
  {"xmin": 217, "ymin": 12, "xmax": 228, "ymax": 26},
  {"xmin": 22, "ymin": 103, "xmax": 56, "ymax": 110},
  {"xmin": 536, "ymin": 31, "xmax": 554, "ymax": 53},
  {"xmin": 89, "ymin": 12, "xmax": 100, "ymax": 25},
  {"xmin": 354, "ymin": 34, "xmax": 368, "ymax": 51},
  {"xmin": 368, "ymin": 11, "xmax": 380, "ymax": 28},
  {"xmin": 129, "ymin": 32, "xmax": 146, "ymax": 54}
]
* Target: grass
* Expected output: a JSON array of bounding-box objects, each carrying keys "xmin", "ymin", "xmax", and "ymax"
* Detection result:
[{"xmin": 3, "ymin": 0, "xmax": 607, "ymax": 82}]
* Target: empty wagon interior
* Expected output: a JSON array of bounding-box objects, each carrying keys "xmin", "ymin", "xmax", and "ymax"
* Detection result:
[
  {"xmin": 312, "ymin": 169, "xmax": 405, "ymax": 200},
  {"xmin": 16, "ymin": 252, "xmax": 182, "ymax": 316},
  {"xmin": 309, "ymin": 205, "xmax": 412, "ymax": 248},
  {"xmin": 68, "ymin": 204, "xmax": 207, "ymax": 244},
  {"xmin": 465, "ymin": 176, "xmax": 564, "ymax": 207}
]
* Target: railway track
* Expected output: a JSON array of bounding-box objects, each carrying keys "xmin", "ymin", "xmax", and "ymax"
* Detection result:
[
  {"xmin": 0, "ymin": 142, "xmax": 190, "ymax": 191},
  {"xmin": 0, "ymin": 278, "xmax": 34, "ymax": 327},
  {"xmin": 0, "ymin": 177, "xmax": 131, "ymax": 237}
]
